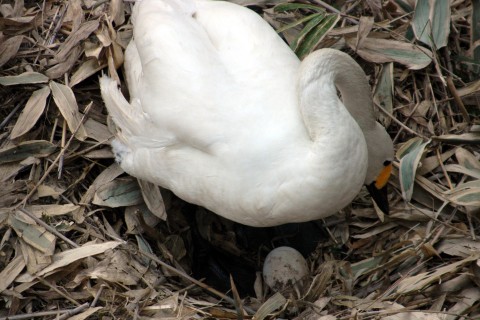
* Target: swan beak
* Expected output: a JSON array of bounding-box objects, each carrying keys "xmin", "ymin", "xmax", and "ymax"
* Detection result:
[
  {"xmin": 366, "ymin": 162, "xmax": 392, "ymax": 214},
  {"xmin": 366, "ymin": 181, "xmax": 389, "ymax": 214}
]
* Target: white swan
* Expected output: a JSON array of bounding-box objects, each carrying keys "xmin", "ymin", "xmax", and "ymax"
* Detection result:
[{"xmin": 100, "ymin": 0, "xmax": 394, "ymax": 227}]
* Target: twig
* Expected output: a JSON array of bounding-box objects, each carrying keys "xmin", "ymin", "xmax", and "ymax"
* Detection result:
[
  {"xmin": 1, "ymin": 98, "xmax": 26, "ymax": 132},
  {"xmin": 36, "ymin": 276, "xmax": 81, "ymax": 306},
  {"xmin": 58, "ymin": 119, "xmax": 67, "ymax": 179},
  {"xmin": 375, "ymin": 102, "xmax": 429, "ymax": 140},
  {"xmin": 310, "ymin": 0, "xmax": 359, "ymax": 25},
  {"xmin": 57, "ymin": 303, "xmax": 90, "ymax": 320},
  {"xmin": 17, "ymin": 103, "xmax": 92, "ymax": 207},
  {"xmin": 91, "ymin": 284, "xmax": 106, "ymax": 307},
  {"xmin": 339, "ymin": 307, "xmax": 475, "ymax": 320},
  {"xmin": 446, "ymin": 76, "xmax": 471, "ymax": 123},
  {"xmin": 17, "ymin": 207, "xmax": 79, "ymax": 248},
  {"xmin": 0, "ymin": 303, "xmax": 89, "ymax": 320},
  {"xmin": 48, "ymin": 2, "xmax": 69, "ymax": 45},
  {"xmin": 436, "ymin": 148, "xmax": 453, "ymax": 190}
]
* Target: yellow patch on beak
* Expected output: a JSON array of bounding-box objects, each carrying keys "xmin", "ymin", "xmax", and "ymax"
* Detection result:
[{"xmin": 375, "ymin": 163, "xmax": 392, "ymax": 189}]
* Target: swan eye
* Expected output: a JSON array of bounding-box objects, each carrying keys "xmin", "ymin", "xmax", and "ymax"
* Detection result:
[{"xmin": 375, "ymin": 162, "xmax": 392, "ymax": 189}]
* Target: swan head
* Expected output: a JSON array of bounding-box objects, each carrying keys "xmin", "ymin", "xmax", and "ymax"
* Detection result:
[{"xmin": 363, "ymin": 122, "xmax": 394, "ymax": 214}]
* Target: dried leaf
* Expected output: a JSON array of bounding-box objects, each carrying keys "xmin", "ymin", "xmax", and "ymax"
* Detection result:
[
  {"xmin": 433, "ymin": 133, "xmax": 480, "ymax": 144},
  {"xmin": 20, "ymin": 238, "xmax": 53, "ymax": 274},
  {"xmin": 125, "ymin": 204, "xmax": 161, "ymax": 234},
  {"xmin": 398, "ymin": 138, "xmax": 430, "ymax": 201},
  {"xmin": 373, "ymin": 62, "xmax": 394, "ymax": 127},
  {"xmin": 73, "ymin": 163, "xmax": 124, "ymax": 222},
  {"xmin": 9, "ymin": 214, "xmax": 56, "ymax": 254},
  {"xmin": 84, "ymin": 250, "xmax": 140, "ymax": 285},
  {"xmin": 346, "ymin": 37, "xmax": 433, "ymax": 70},
  {"xmin": 446, "ymin": 287, "xmax": 480, "ymax": 317},
  {"xmin": 0, "ymin": 140, "xmax": 56, "ymax": 164},
  {"xmin": 351, "ymin": 256, "xmax": 384, "ymax": 279},
  {"xmin": 0, "ymin": 256, "xmax": 25, "ymax": 293},
  {"xmin": 93, "ymin": 177, "xmax": 143, "ymax": 207},
  {"xmin": 437, "ymin": 238, "xmax": 480, "ymax": 258},
  {"xmin": 417, "ymin": 148, "xmax": 456, "ymax": 176},
  {"xmin": 83, "ymin": 148, "xmax": 114, "ymax": 159},
  {"xmin": 412, "ymin": 0, "xmax": 450, "ymax": 49},
  {"xmin": 356, "ymin": 16, "xmax": 374, "ymax": 49},
  {"xmin": 457, "ymin": 79, "xmax": 480, "ymax": 98},
  {"xmin": 446, "ymin": 187, "xmax": 480, "ymax": 207},
  {"xmin": 37, "ymin": 184, "xmax": 65, "ymax": 199},
  {"xmin": 25, "ymin": 204, "xmax": 80, "ymax": 217},
  {"xmin": 253, "ymin": 292, "xmax": 287, "ymax": 320},
  {"xmin": 0, "ymin": 35, "xmax": 23, "ymax": 67},
  {"xmin": 110, "ymin": 0, "xmax": 125, "ymax": 25},
  {"xmin": 64, "ymin": 0, "xmax": 83, "ymax": 32},
  {"xmin": 384, "ymin": 310, "xmax": 444, "ymax": 320},
  {"xmin": 455, "ymin": 148, "xmax": 480, "ymax": 170},
  {"xmin": 56, "ymin": 19, "xmax": 100, "ymax": 62},
  {"xmin": 138, "ymin": 179, "xmax": 167, "ymax": 220},
  {"xmin": 45, "ymin": 45, "xmax": 82, "ymax": 79},
  {"xmin": 443, "ymin": 164, "xmax": 480, "ymax": 180},
  {"xmin": 396, "ymin": 254, "xmax": 479, "ymax": 293},
  {"xmin": 351, "ymin": 222, "xmax": 397, "ymax": 239},
  {"xmin": 49, "ymin": 81, "xmax": 88, "ymax": 141},
  {"xmin": 67, "ymin": 307, "xmax": 102, "ymax": 320},
  {"xmin": 0, "ymin": 157, "xmax": 39, "ymax": 182},
  {"xmin": 35, "ymin": 241, "xmax": 123, "ymax": 277},
  {"xmin": 84, "ymin": 118, "xmax": 113, "ymax": 143},
  {"xmin": 10, "ymin": 86, "xmax": 50, "ymax": 139},
  {"xmin": 70, "ymin": 58, "xmax": 107, "ymax": 87},
  {"xmin": 0, "ymin": 71, "xmax": 48, "ymax": 86},
  {"xmin": 0, "ymin": 15, "xmax": 36, "ymax": 27}
]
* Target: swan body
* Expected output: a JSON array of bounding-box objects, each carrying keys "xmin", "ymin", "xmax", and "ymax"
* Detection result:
[{"xmin": 100, "ymin": 0, "xmax": 393, "ymax": 227}]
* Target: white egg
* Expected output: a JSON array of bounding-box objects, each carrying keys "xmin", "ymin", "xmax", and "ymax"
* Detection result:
[{"xmin": 262, "ymin": 246, "xmax": 309, "ymax": 292}]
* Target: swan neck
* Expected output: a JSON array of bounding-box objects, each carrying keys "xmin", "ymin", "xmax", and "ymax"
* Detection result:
[
  {"xmin": 298, "ymin": 49, "xmax": 376, "ymax": 141},
  {"xmin": 333, "ymin": 58, "xmax": 375, "ymax": 130}
]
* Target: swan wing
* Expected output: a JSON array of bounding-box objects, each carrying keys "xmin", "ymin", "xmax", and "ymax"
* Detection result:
[
  {"xmin": 100, "ymin": 0, "xmax": 372, "ymax": 226},
  {"xmin": 126, "ymin": 0, "xmax": 303, "ymax": 151}
]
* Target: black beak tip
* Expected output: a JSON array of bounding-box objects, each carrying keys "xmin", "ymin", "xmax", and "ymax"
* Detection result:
[{"xmin": 366, "ymin": 182, "xmax": 389, "ymax": 215}]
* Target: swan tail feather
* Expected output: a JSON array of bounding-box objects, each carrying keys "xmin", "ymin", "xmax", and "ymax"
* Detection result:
[{"xmin": 99, "ymin": 75, "xmax": 145, "ymax": 144}]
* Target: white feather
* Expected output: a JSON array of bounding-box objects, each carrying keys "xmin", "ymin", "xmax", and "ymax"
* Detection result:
[{"xmin": 100, "ymin": 0, "xmax": 393, "ymax": 226}]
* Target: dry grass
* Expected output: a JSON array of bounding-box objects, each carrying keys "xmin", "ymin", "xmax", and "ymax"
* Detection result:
[{"xmin": 1, "ymin": 0, "xmax": 479, "ymax": 319}]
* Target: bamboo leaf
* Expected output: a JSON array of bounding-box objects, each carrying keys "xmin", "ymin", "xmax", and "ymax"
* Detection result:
[
  {"xmin": 0, "ymin": 35, "xmax": 23, "ymax": 68},
  {"xmin": 0, "ymin": 71, "xmax": 48, "ymax": 86},
  {"xmin": 10, "ymin": 86, "xmax": 51, "ymax": 139},
  {"xmin": 398, "ymin": 138, "xmax": 430, "ymax": 202},
  {"xmin": 49, "ymin": 81, "xmax": 88, "ymax": 141},
  {"xmin": 0, "ymin": 140, "xmax": 56, "ymax": 164},
  {"xmin": 346, "ymin": 37, "xmax": 432, "ymax": 70},
  {"xmin": 253, "ymin": 292, "xmax": 287, "ymax": 320},
  {"xmin": 9, "ymin": 215, "xmax": 56, "ymax": 253},
  {"xmin": 296, "ymin": 14, "xmax": 339, "ymax": 59},
  {"xmin": 412, "ymin": 0, "xmax": 450, "ymax": 49},
  {"xmin": 289, "ymin": 13, "xmax": 326, "ymax": 51},
  {"xmin": 274, "ymin": 3, "xmax": 324, "ymax": 12},
  {"xmin": 276, "ymin": 12, "xmax": 322, "ymax": 34},
  {"xmin": 93, "ymin": 178, "xmax": 143, "ymax": 207},
  {"xmin": 373, "ymin": 63, "xmax": 394, "ymax": 127}
]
